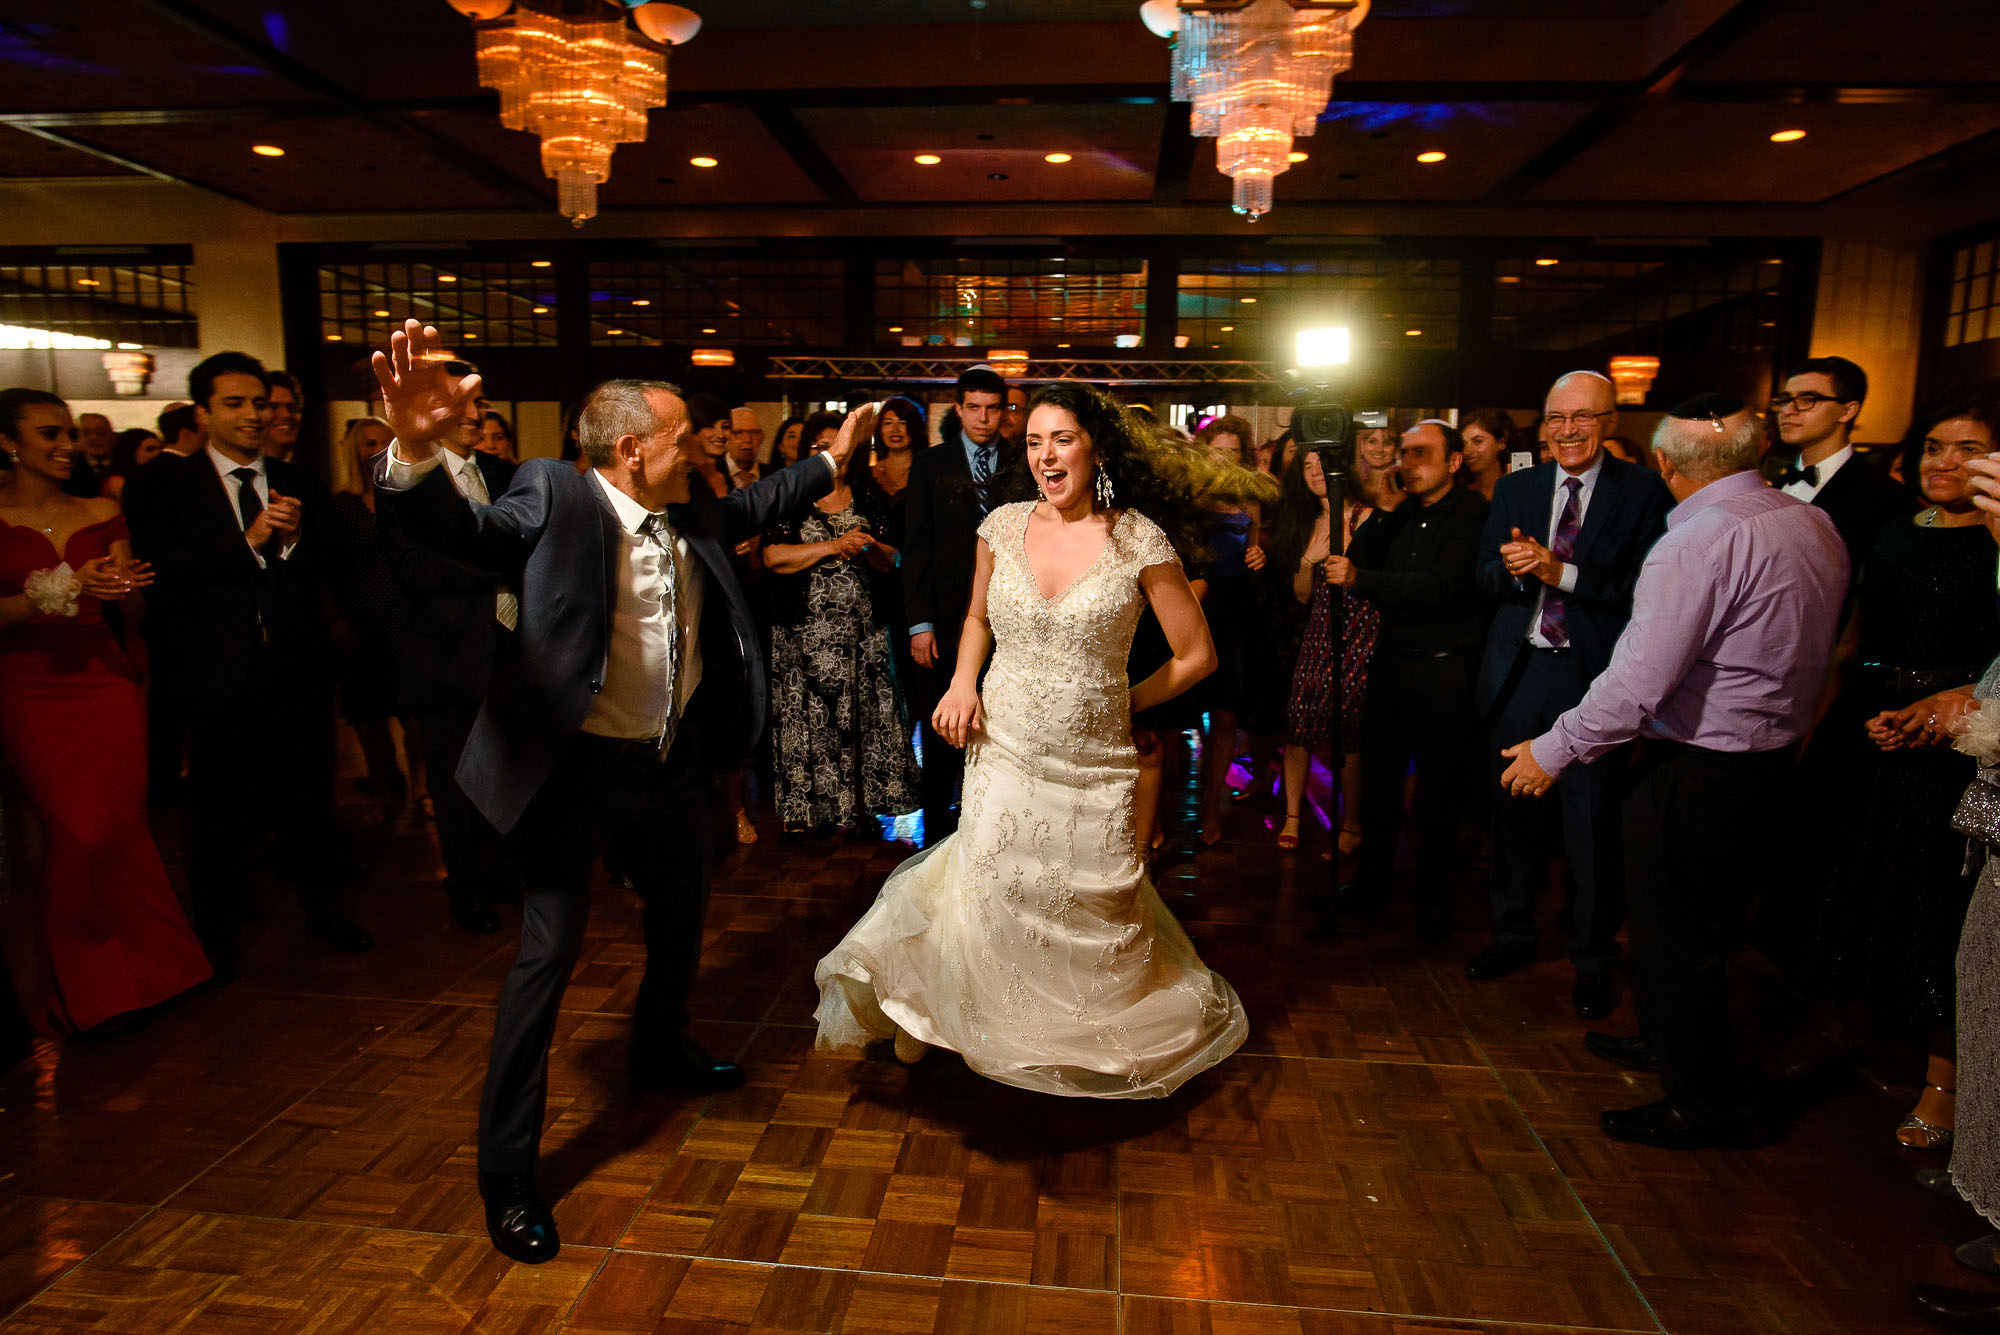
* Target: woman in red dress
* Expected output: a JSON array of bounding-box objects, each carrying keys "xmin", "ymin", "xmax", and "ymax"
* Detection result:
[{"xmin": 0, "ymin": 389, "xmax": 210, "ymax": 1036}]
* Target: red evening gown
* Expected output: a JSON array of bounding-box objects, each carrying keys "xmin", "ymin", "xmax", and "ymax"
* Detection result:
[{"xmin": 0, "ymin": 513, "xmax": 210, "ymax": 1032}]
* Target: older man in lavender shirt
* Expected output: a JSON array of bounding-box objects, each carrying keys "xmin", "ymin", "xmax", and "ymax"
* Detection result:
[{"xmin": 1499, "ymin": 394, "xmax": 1848, "ymax": 1150}]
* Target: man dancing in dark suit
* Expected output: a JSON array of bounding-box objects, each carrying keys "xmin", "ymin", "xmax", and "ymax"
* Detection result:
[
  {"xmin": 370, "ymin": 320, "xmax": 869, "ymax": 1265},
  {"xmin": 1467, "ymin": 371, "xmax": 1673, "ymax": 1020}
]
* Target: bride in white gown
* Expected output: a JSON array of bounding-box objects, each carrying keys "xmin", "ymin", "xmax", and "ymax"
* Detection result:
[{"xmin": 815, "ymin": 382, "xmax": 1251, "ymax": 1098}]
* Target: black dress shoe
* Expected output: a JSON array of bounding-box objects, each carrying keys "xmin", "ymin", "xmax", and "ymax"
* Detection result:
[
  {"xmin": 1600, "ymin": 1098, "xmax": 1755, "ymax": 1150},
  {"xmin": 633, "ymin": 1035, "xmax": 746, "ymax": 1095},
  {"xmin": 1572, "ymin": 970, "xmax": 1617, "ymax": 1020},
  {"xmin": 1465, "ymin": 942, "xmax": 1537, "ymax": 981},
  {"xmin": 448, "ymin": 889, "xmax": 503, "ymax": 935},
  {"xmin": 305, "ymin": 913, "xmax": 375, "ymax": 954},
  {"xmin": 1912, "ymin": 1282, "xmax": 2000, "ymax": 1331},
  {"xmin": 1585, "ymin": 1030, "xmax": 1661, "ymax": 1072},
  {"xmin": 478, "ymin": 1171, "xmax": 559, "ymax": 1264}
]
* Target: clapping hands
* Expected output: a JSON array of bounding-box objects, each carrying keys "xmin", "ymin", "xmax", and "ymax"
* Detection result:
[
  {"xmin": 1501, "ymin": 527, "xmax": 1564, "ymax": 586},
  {"xmin": 76, "ymin": 555, "xmax": 153, "ymax": 600}
]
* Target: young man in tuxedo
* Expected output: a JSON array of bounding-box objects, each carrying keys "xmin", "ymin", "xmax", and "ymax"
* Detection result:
[
  {"xmin": 902, "ymin": 364, "xmax": 1006, "ymax": 845},
  {"xmin": 370, "ymin": 321, "xmax": 868, "ymax": 1266},
  {"xmin": 375, "ymin": 362, "xmax": 519, "ymax": 935},
  {"xmin": 1468, "ymin": 371, "xmax": 1674, "ymax": 1020},
  {"xmin": 124, "ymin": 352, "xmax": 370, "ymax": 982},
  {"xmin": 1769, "ymin": 355, "xmax": 1912, "ymax": 572}
]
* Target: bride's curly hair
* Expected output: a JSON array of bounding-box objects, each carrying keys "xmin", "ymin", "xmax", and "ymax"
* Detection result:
[{"xmin": 992, "ymin": 381, "xmax": 1277, "ymax": 566}]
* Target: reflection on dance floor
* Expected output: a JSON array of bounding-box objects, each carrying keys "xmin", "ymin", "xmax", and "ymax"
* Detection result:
[{"xmin": 0, "ymin": 759, "xmax": 1972, "ymax": 1334}]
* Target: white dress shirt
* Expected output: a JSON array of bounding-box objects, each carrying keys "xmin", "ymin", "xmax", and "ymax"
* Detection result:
[
  {"xmin": 1526, "ymin": 454, "xmax": 1602, "ymax": 649},
  {"xmin": 206, "ymin": 444, "xmax": 295, "ymax": 568},
  {"xmin": 1779, "ymin": 443, "xmax": 1852, "ymax": 503},
  {"xmin": 584, "ymin": 468, "xmax": 705, "ymax": 740}
]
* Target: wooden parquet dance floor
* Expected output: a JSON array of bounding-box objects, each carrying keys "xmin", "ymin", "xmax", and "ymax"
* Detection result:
[{"xmin": 0, "ymin": 777, "xmax": 1990, "ymax": 1334}]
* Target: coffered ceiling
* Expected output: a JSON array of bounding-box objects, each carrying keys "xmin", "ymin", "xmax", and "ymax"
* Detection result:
[{"xmin": 1, "ymin": 0, "xmax": 1996, "ymax": 223}]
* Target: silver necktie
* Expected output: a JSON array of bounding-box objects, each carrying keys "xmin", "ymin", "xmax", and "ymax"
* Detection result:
[
  {"xmin": 640, "ymin": 512, "xmax": 681, "ymax": 755},
  {"xmin": 458, "ymin": 460, "xmax": 520, "ymax": 631}
]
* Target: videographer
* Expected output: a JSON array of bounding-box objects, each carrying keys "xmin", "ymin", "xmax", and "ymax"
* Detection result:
[{"xmin": 1324, "ymin": 419, "xmax": 1488, "ymax": 941}]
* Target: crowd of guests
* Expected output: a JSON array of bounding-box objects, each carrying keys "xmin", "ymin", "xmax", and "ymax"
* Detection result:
[{"xmin": 9, "ymin": 345, "xmax": 2000, "ymax": 1322}]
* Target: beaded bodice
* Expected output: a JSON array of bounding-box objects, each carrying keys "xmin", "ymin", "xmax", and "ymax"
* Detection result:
[{"xmin": 979, "ymin": 501, "xmax": 1179, "ymax": 710}]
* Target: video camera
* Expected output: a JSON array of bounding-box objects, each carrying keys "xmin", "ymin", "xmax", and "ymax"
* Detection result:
[{"xmin": 1284, "ymin": 372, "xmax": 1361, "ymax": 478}]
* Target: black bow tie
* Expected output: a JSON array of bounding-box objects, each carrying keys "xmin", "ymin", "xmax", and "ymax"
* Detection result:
[{"xmin": 1776, "ymin": 462, "xmax": 1820, "ymax": 489}]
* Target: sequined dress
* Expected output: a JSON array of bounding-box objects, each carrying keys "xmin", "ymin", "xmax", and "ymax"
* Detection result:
[{"xmin": 814, "ymin": 502, "xmax": 1248, "ymax": 1097}]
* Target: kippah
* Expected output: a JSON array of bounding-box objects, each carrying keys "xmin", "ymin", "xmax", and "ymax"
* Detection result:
[{"xmin": 1667, "ymin": 392, "xmax": 1744, "ymax": 421}]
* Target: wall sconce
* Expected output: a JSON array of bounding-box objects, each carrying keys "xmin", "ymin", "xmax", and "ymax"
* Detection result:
[
  {"xmin": 100, "ymin": 349, "xmax": 154, "ymax": 397},
  {"xmin": 1607, "ymin": 355, "xmax": 1660, "ymax": 406},
  {"xmin": 691, "ymin": 348, "xmax": 735, "ymax": 367}
]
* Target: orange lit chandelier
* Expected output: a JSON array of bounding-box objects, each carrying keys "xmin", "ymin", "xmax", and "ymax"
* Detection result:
[
  {"xmin": 1143, "ymin": 0, "xmax": 1369, "ymax": 221},
  {"xmin": 446, "ymin": 1, "xmax": 701, "ymax": 226}
]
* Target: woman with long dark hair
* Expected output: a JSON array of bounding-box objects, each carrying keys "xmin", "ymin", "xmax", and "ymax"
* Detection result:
[
  {"xmin": 1457, "ymin": 407, "xmax": 1518, "ymax": 500},
  {"xmin": 815, "ymin": 381, "xmax": 1268, "ymax": 1096}
]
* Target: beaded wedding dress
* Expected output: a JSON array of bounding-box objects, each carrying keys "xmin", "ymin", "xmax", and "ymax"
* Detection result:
[{"xmin": 814, "ymin": 501, "xmax": 1248, "ymax": 1098}]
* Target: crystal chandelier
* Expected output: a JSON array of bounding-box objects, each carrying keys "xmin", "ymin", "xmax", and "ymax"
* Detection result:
[
  {"xmin": 453, "ymin": 2, "xmax": 700, "ymax": 227},
  {"xmin": 1145, "ymin": 0, "xmax": 1369, "ymax": 221}
]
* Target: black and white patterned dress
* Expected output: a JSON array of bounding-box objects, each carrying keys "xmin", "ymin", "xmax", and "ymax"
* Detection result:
[{"xmin": 765, "ymin": 500, "xmax": 920, "ymax": 833}]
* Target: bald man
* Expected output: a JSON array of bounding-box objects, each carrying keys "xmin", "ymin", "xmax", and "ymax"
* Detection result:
[{"xmin": 1468, "ymin": 372, "xmax": 1673, "ymax": 1020}]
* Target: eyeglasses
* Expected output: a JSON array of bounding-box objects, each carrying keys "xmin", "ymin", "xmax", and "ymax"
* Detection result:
[
  {"xmin": 1542, "ymin": 410, "xmax": 1611, "ymax": 430},
  {"xmin": 1770, "ymin": 392, "xmax": 1848, "ymax": 412}
]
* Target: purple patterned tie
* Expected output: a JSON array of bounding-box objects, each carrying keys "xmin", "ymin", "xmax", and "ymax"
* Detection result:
[{"xmin": 1537, "ymin": 477, "xmax": 1583, "ymax": 648}]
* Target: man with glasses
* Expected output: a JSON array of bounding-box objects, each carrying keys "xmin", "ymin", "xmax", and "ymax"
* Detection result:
[
  {"xmin": 1769, "ymin": 356, "xmax": 1912, "ymax": 571},
  {"xmin": 1470, "ymin": 372, "xmax": 1673, "ymax": 1020}
]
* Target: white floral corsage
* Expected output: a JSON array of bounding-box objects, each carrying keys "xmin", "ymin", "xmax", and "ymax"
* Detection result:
[
  {"xmin": 22, "ymin": 562, "xmax": 81, "ymax": 618},
  {"xmin": 1954, "ymin": 698, "xmax": 2000, "ymax": 767}
]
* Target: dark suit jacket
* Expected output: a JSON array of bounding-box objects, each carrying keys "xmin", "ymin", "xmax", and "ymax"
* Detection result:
[
  {"xmin": 1474, "ymin": 457, "xmax": 1674, "ymax": 715},
  {"xmin": 1347, "ymin": 484, "xmax": 1490, "ymax": 655},
  {"xmin": 1811, "ymin": 453, "xmax": 1914, "ymax": 578},
  {"xmin": 375, "ymin": 453, "xmax": 833, "ymax": 834},
  {"xmin": 901, "ymin": 433, "xmax": 984, "ymax": 653},
  {"xmin": 124, "ymin": 449, "xmax": 329, "ymax": 703},
  {"xmin": 376, "ymin": 450, "xmax": 518, "ymax": 711}
]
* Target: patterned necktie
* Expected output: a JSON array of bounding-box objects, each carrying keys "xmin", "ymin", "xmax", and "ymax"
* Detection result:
[
  {"xmin": 1537, "ymin": 476, "xmax": 1583, "ymax": 648},
  {"xmin": 457, "ymin": 460, "xmax": 519, "ymax": 631},
  {"xmin": 970, "ymin": 441, "xmax": 995, "ymax": 516},
  {"xmin": 640, "ymin": 512, "xmax": 682, "ymax": 755}
]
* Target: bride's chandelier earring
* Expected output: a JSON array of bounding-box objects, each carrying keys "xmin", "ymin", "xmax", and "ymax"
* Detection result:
[{"xmin": 1094, "ymin": 464, "xmax": 1114, "ymax": 507}]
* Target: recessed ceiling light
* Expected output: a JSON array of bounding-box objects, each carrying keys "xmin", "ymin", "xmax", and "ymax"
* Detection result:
[
  {"xmin": 1404, "ymin": 328, "xmax": 1422, "ymax": 336},
  {"xmin": 632, "ymin": 299, "xmax": 650, "ymax": 306},
  {"xmin": 75, "ymin": 278, "xmax": 99, "ymax": 287},
  {"xmin": 914, "ymin": 154, "xmax": 942, "ymax": 165},
  {"xmin": 1416, "ymin": 150, "xmax": 1447, "ymax": 163},
  {"xmin": 439, "ymin": 274, "xmax": 458, "ymax": 282},
  {"xmin": 533, "ymin": 306, "xmax": 549, "ymax": 314},
  {"xmin": 372, "ymin": 308, "xmax": 391, "ymax": 317},
  {"xmin": 1239, "ymin": 296, "xmax": 1257, "ymax": 304},
  {"xmin": 887, "ymin": 325, "xmax": 903, "ymax": 333},
  {"xmin": 530, "ymin": 260, "xmax": 552, "ymax": 268},
  {"xmin": 1057, "ymin": 342, "xmax": 1070, "ymax": 348},
  {"xmin": 252, "ymin": 144, "xmax": 285, "ymax": 157},
  {"xmin": 1535, "ymin": 258, "xmax": 1559, "ymax": 267},
  {"xmin": 988, "ymin": 172, "xmax": 1008, "ymax": 181},
  {"xmin": 1498, "ymin": 275, "xmax": 1521, "ymax": 284},
  {"xmin": 689, "ymin": 155, "xmax": 718, "ymax": 168},
  {"xmin": 325, "ymin": 333, "xmax": 342, "ymax": 341},
  {"xmin": 1770, "ymin": 129, "xmax": 1807, "ymax": 143},
  {"xmin": 464, "ymin": 332, "xmax": 478, "ymax": 339},
  {"xmin": 1220, "ymin": 325, "xmax": 1234, "ymax": 332},
  {"xmin": 1044, "ymin": 152, "xmax": 1073, "ymax": 164},
  {"xmin": 701, "ymin": 327, "xmax": 717, "ymax": 334},
  {"xmin": 1288, "ymin": 151, "xmax": 1308, "ymax": 163}
]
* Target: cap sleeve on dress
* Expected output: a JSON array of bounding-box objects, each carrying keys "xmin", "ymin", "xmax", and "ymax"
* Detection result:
[
  {"xmin": 976, "ymin": 501, "xmax": 1025, "ymax": 549},
  {"xmin": 1124, "ymin": 512, "xmax": 1180, "ymax": 570}
]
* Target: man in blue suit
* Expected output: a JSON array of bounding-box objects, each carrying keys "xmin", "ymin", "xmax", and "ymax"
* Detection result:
[
  {"xmin": 370, "ymin": 321, "xmax": 870, "ymax": 1265},
  {"xmin": 1468, "ymin": 371, "xmax": 1673, "ymax": 1020}
]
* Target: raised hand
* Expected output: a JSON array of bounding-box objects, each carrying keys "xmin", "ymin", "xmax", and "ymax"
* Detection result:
[
  {"xmin": 370, "ymin": 318, "xmax": 484, "ymax": 459},
  {"xmin": 822, "ymin": 403, "xmax": 878, "ymax": 473}
]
